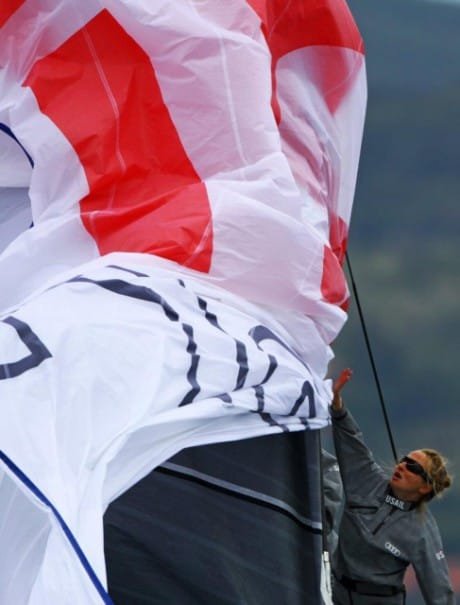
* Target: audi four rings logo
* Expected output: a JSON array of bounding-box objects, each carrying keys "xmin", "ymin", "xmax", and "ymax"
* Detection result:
[{"xmin": 385, "ymin": 542, "xmax": 401, "ymax": 557}]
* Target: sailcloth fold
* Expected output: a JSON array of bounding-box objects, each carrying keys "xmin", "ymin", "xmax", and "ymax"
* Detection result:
[{"xmin": 0, "ymin": 0, "xmax": 366, "ymax": 603}]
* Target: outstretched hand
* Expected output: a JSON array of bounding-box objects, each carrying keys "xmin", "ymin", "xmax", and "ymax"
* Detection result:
[{"xmin": 332, "ymin": 368, "xmax": 353, "ymax": 410}]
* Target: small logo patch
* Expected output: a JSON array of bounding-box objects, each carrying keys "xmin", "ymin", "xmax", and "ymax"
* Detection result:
[
  {"xmin": 435, "ymin": 550, "xmax": 445, "ymax": 561},
  {"xmin": 385, "ymin": 542, "xmax": 401, "ymax": 557}
]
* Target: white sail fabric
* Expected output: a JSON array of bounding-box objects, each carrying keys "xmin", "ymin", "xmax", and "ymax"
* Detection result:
[
  {"xmin": 0, "ymin": 1, "xmax": 366, "ymax": 602},
  {"xmin": 0, "ymin": 255, "xmax": 330, "ymax": 604}
]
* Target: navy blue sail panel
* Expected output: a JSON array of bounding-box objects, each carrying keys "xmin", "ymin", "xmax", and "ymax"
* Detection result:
[{"xmin": 104, "ymin": 430, "xmax": 323, "ymax": 605}]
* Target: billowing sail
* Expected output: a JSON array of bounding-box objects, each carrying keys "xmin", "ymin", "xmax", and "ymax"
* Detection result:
[{"xmin": 0, "ymin": 1, "xmax": 366, "ymax": 603}]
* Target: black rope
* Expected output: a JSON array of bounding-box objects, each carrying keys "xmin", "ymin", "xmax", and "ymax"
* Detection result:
[{"xmin": 345, "ymin": 251, "xmax": 398, "ymax": 462}]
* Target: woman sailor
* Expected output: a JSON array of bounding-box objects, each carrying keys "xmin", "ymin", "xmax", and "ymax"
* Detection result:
[{"xmin": 331, "ymin": 369, "xmax": 455, "ymax": 604}]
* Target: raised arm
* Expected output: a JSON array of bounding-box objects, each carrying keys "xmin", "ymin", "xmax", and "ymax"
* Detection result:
[
  {"xmin": 331, "ymin": 369, "xmax": 387, "ymax": 500},
  {"xmin": 332, "ymin": 368, "xmax": 353, "ymax": 412}
]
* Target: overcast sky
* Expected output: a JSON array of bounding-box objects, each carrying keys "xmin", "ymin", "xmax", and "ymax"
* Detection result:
[{"xmin": 425, "ymin": 0, "xmax": 460, "ymax": 4}]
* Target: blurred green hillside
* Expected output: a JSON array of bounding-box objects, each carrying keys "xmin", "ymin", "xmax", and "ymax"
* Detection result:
[{"xmin": 330, "ymin": 0, "xmax": 460, "ymax": 561}]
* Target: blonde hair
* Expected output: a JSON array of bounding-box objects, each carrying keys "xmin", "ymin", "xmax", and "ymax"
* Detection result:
[{"xmin": 421, "ymin": 449, "xmax": 453, "ymax": 500}]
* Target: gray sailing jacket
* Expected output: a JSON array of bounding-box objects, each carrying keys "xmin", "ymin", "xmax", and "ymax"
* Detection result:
[
  {"xmin": 322, "ymin": 449, "xmax": 343, "ymax": 556},
  {"xmin": 331, "ymin": 407, "xmax": 455, "ymax": 605}
]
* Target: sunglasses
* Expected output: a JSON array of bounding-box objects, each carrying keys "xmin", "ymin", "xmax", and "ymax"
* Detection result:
[{"xmin": 399, "ymin": 456, "xmax": 432, "ymax": 485}]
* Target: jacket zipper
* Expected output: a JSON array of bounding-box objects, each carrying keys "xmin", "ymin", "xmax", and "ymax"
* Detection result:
[{"xmin": 372, "ymin": 506, "xmax": 396, "ymax": 535}]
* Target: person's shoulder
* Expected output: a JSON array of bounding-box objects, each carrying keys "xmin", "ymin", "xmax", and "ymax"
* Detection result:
[
  {"xmin": 412, "ymin": 507, "xmax": 444, "ymax": 545},
  {"xmin": 421, "ymin": 507, "xmax": 440, "ymax": 529}
]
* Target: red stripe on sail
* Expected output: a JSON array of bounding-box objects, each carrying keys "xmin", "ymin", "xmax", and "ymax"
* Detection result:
[
  {"xmin": 329, "ymin": 213, "xmax": 348, "ymax": 266},
  {"xmin": 321, "ymin": 245, "xmax": 348, "ymax": 310},
  {"xmin": 321, "ymin": 214, "xmax": 349, "ymax": 307},
  {"xmin": 247, "ymin": 0, "xmax": 360, "ymax": 305},
  {"xmin": 24, "ymin": 10, "xmax": 212, "ymax": 272},
  {"xmin": 247, "ymin": 0, "xmax": 364, "ymax": 114},
  {"xmin": 247, "ymin": 0, "xmax": 364, "ymax": 57},
  {"xmin": 0, "ymin": 0, "xmax": 26, "ymax": 28}
]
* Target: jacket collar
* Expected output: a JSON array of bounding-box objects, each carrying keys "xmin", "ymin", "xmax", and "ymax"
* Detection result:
[{"xmin": 384, "ymin": 487, "xmax": 418, "ymax": 511}]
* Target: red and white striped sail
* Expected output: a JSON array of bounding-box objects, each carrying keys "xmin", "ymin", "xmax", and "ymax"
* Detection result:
[
  {"xmin": 0, "ymin": 1, "xmax": 366, "ymax": 603},
  {"xmin": 0, "ymin": 0, "xmax": 365, "ymax": 338}
]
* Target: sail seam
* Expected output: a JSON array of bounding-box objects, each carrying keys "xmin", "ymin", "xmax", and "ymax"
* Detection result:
[{"xmin": 160, "ymin": 461, "xmax": 322, "ymax": 533}]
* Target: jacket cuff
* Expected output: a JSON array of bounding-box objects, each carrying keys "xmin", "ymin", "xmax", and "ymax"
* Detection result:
[{"xmin": 329, "ymin": 406, "xmax": 348, "ymax": 421}]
